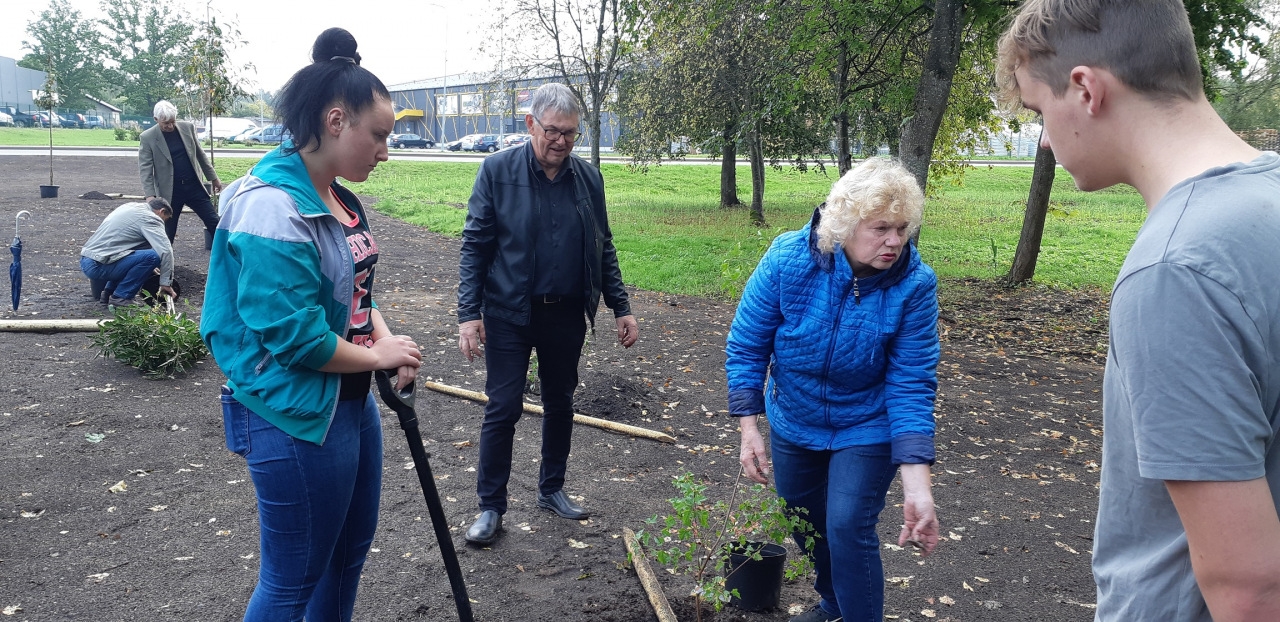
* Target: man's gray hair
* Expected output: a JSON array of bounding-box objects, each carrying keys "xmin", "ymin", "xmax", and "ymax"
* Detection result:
[
  {"xmin": 147, "ymin": 196, "xmax": 173, "ymax": 217},
  {"xmin": 153, "ymin": 100, "xmax": 178, "ymax": 122},
  {"xmin": 529, "ymin": 83, "xmax": 580, "ymax": 121}
]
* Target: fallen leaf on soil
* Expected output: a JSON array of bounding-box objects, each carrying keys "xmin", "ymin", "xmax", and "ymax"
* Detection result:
[
  {"xmin": 2, "ymin": 604, "xmax": 22, "ymax": 615},
  {"xmin": 20, "ymin": 510, "xmax": 43, "ymax": 518},
  {"xmin": 217, "ymin": 530, "xmax": 231, "ymax": 536},
  {"xmin": 921, "ymin": 609, "xmax": 936, "ymax": 618},
  {"xmin": 173, "ymin": 557, "xmax": 193, "ymax": 561},
  {"xmin": 86, "ymin": 573, "xmax": 109, "ymax": 583},
  {"xmin": 147, "ymin": 505, "xmax": 167, "ymax": 512},
  {"xmin": 974, "ymin": 576, "xmax": 990, "ymax": 583},
  {"xmin": 66, "ymin": 420, "xmax": 85, "ymax": 427},
  {"xmin": 85, "ymin": 433, "xmax": 105, "ymax": 443},
  {"xmin": 979, "ymin": 600, "xmax": 1003, "ymax": 609},
  {"xmin": 963, "ymin": 581, "xmax": 973, "ymax": 591},
  {"xmin": 887, "ymin": 576, "xmax": 914, "ymax": 588},
  {"xmin": 568, "ymin": 538, "xmax": 589, "ymax": 549},
  {"xmin": 1055, "ymin": 541, "xmax": 1079, "ymax": 554},
  {"xmin": 107, "ymin": 481, "xmax": 127, "ymax": 493},
  {"xmin": 948, "ymin": 532, "xmax": 962, "ymax": 541},
  {"xmin": 939, "ymin": 595, "xmax": 956, "ymax": 605}
]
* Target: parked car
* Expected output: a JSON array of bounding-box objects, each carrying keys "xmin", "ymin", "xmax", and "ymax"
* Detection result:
[
  {"xmin": 464, "ymin": 134, "xmax": 501, "ymax": 153},
  {"xmin": 448, "ymin": 134, "xmax": 481, "ymax": 152},
  {"xmin": 1, "ymin": 106, "xmax": 42, "ymax": 127},
  {"xmin": 229, "ymin": 127, "xmax": 262, "ymax": 143},
  {"xmin": 244, "ymin": 124, "xmax": 289, "ymax": 145},
  {"xmin": 0, "ymin": 111, "xmax": 12, "ymax": 127},
  {"xmin": 60, "ymin": 113, "xmax": 84, "ymax": 128},
  {"xmin": 84, "ymin": 115, "xmax": 106, "ymax": 129},
  {"xmin": 387, "ymin": 133, "xmax": 435, "ymax": 149},
  {"xmin": 504, "ymin": 133, "xmax": 531, "ymax": 147},
  {"xmin": 33, "ymin": 112, "xmax": 60, "ymax": 128},
  {"xmin": 197, "ymin": 117, "xmax": 259, "ymax": 142}
]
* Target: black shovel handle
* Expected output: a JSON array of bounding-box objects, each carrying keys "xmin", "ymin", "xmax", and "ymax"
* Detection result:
[{"xmin": 375, "ymin": 370, "xmax": 474, "ymax": 622}]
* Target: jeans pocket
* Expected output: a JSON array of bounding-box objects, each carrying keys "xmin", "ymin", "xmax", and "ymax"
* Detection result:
[{"xmin": 220, "ymin": 386, "xmax": 251, "ymax": 457}]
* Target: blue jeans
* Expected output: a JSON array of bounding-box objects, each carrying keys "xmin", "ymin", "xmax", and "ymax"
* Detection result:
[
  {"xmin": 771, "ymin": 434, "xmax": 897, "ymax": 622},
  {"xmin": 79, "ymin": 251, "xmax": 159, "ymax": 300},
  {"xmin": 221, "ymin": 387, "xmax": 383, "ymax": 622}
]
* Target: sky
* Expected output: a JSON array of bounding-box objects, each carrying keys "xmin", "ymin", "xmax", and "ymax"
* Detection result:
[{"xmin": 1, "ymin": 0, "xmax": 501, "ymax": 92}]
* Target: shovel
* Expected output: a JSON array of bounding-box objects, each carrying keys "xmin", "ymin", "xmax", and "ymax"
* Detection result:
[{"xmin": 375, "ymin": 370, "xmax": 474, "ymax": 622}]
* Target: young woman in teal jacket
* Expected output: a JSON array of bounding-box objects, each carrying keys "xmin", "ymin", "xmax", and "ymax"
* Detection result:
[
  {"xmin": 201, "ymin": 28, "xmax": 421, "ymax": 622},
  {"xmin": 725, "ymin": 158, "xmax": 941, "ymax": 622}
]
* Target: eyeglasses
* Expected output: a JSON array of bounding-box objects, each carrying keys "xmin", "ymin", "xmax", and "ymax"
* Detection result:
[{"xmin": 533, "ymin": 117, "xmax": 581, "ymax": 142}]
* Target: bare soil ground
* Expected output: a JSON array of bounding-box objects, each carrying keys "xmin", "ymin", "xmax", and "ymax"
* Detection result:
[{"xmin": 0, "ymin": 154, "xmax": 1106, "ymax": 621}]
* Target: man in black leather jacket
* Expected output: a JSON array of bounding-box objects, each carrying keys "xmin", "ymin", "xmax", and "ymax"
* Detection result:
[{"xmin": 457, "ymin": 83, "xmax": 638, "ymax": 546}]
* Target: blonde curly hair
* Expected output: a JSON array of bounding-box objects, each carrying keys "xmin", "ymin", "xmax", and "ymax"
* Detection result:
[{"xmin": 816, "ymin": 158, "xmax": 924, "ymax": 254}]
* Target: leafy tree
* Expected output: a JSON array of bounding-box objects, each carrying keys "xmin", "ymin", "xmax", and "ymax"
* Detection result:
[
  {"xmin": 18, "ymin": 0, "xmax": 106, "ymax": 110},
  {"xmin": 99, "ymin": 0, "xmax": 195, "ymax": 115},
  {"xmin": 506, "ymin": 0, "xmax": 644, "ymax": 167},
  {"xmin": 182, "ymin": 8, "xmax": 254, "ymax": 158}
]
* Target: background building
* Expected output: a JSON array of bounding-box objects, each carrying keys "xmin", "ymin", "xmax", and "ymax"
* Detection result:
[
  {"xmin": 0, "ymin": 55, "xmax": 47, "ymax": 112},
  {"xmin": 387, "ymin": 73, "xmax": 621, "ymax": 148}
]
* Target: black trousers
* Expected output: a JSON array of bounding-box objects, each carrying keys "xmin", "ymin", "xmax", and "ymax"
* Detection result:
[
  {"xmin": 476, "ymin": 299, "xmax": 586, "ymax": 514},
  {"xmin": 164, "ymin": 180, "xmax": 219, "ymax": 244}
]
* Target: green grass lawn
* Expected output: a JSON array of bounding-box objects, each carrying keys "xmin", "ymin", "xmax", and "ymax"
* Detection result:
[
  {"xmin": 203, "ymin": 158, "xmax": 1144, "ymax": 299},
  {"xmin": 0, "ymin": 126, "xmax": 139, "ymax": 147}
]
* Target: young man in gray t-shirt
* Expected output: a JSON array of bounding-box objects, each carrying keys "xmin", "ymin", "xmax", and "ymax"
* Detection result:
[{"xmin": 997, "ymin": 1, "xmax": 1280, "ymax": 620}]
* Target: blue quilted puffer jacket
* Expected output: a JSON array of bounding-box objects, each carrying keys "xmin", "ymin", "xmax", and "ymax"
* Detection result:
[{"xmin": 725, "ymin": 208, "xmax": 940, "ymax": 464}]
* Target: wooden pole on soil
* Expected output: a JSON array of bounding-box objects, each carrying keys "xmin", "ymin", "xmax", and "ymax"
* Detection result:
[
  {"xmin": 421, "ymin": 380, "xmax": 677, "ymax": 443},
  {"xmin": 623, "ymin": 527, "xmax": 679, "ymax": 622},
  {"xmin": 0, "ymin": 319, "xmax": 108, "ymax": 332}
]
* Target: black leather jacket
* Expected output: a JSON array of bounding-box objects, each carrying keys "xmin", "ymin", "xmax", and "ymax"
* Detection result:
[{"xmin": 458, "ymin": 142, "xmax": 631, "ymax": 327}]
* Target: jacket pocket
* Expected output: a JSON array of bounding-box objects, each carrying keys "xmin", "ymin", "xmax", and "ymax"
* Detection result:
[{"xmin": 220, "ymin": 386, "xmax": 251, "ymax": 457}]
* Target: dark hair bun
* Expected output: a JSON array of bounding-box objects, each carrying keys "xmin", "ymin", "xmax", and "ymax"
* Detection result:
[{"xmin": 311, "ymin": 27, "xmax": 361, "ymax": 65}]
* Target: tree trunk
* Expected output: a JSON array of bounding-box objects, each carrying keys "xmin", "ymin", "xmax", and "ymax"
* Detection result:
[
  {"xmin": 589, "ymin": 101, "xmax": 602, "ymax": 168},
  {"xmin": 720, "ymin": 123, "xmax": 741, "ymax": 207},
  {"xmin": 1006, "ymin": 140, "xmax": 1056, "ymax": 285},
  {"xmin": 836, "ymin": 41, "xmax": 852, "ymax": 175},
  {"xmin": 748, "ymin": 125, "xmax": 765, "ymax": 226},
  {"xmin": 899, "ymin": 0, "xmax": 965, "ymax": 192}
]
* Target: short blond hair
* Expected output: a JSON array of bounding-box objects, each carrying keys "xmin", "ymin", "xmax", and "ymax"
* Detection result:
[
  {"xmin": 995, "ymin": 0, "xmax": 1202, "ymax": 109},
  {"xmin": 817, "ymin": 158, "xmax": 924, "ymax": 254}
]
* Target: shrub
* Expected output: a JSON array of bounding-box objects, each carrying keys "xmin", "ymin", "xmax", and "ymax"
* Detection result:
[
  {"xmin": 91, "ymin": 301, "xmax": 208, "ymax": 379},
  {"xmin": 637, "ymin": 471, "xmax": 816, "ymax": 621}
]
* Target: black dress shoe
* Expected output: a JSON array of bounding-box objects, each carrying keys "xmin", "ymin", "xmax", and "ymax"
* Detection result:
[
  {"xmin": 465, "ymin": 510, "xmax": 503, "ymax": 545},
  {"xmin": 537, "ymin": 490, "xmax": 589, "ymax": 519}
]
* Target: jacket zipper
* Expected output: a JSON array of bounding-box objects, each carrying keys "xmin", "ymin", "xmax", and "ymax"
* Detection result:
[{"xmin": 821, "ymin": 279, "xmax": 855, "ymax": 448}]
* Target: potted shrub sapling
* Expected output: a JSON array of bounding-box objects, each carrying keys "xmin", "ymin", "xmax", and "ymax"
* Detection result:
[
  {"xmin": 34, "ymin": 66, "xmax": 60, "ymax": 198},
  {"xmin": 637, "ymin": 471, "xmax": 817, "ymax": 621}
]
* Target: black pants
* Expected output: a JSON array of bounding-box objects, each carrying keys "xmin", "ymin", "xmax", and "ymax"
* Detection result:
[
  {"xmin": 476, "ymin": 299, "xmax": 586, "ymax": 514},
  {"xmin": 164, "ymin": 179, "xmax": 219, "ymax": 244}
]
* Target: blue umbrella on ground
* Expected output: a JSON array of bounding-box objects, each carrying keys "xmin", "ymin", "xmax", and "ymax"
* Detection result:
[{"xmin": 10, "ymin": 211, "xmax": 30, "ymax": 311}]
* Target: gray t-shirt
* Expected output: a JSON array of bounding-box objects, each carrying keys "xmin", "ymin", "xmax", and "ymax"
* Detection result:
[{"xmin": 1094, "ymin": 152, "xmax": 1280, "ymax": 621}]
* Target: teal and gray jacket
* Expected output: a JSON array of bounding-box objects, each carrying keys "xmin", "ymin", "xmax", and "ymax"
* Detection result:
[{"xmin": 201, "ymin": 146, "xmax": 372, "ymax": 445}]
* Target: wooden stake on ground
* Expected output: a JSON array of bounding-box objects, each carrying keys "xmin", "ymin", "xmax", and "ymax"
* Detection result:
[
  {"xmin": 421, "ymin": 380, "xmax": 677, "ymax": 443},
  {"xmin": 0, "ymin": 319, "xmax": 109, "ymax": 332},
  {"xmin": 623, "ymin": 527, "xmax": 679, "ymax": 622}
]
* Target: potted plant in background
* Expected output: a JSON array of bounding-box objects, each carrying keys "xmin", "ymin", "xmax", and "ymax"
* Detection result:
[
  {"xmin": 637, "ymin": 471, "xmax": 817, "ymax": 621},
  {"xmin": 34, "ymin": 63, "xmax": 60, "ymax": 199}
]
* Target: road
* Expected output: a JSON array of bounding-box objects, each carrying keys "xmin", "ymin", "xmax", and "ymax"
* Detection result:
[{"xmin": 0, "ymin": 145, "xmax": 1039, "ymax": 166}]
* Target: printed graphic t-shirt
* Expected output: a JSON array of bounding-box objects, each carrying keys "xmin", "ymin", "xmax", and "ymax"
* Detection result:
[{"xmin": 335, "ymin": 191, "xmax": 379, "ymax": 400}]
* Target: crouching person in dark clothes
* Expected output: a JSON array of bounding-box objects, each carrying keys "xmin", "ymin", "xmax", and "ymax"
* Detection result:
[{"xmin": 79, "ymin": 197, "xmax": 176, "ymax": 307}]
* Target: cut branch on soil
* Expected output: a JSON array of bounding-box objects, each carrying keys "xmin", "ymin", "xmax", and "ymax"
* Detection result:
[
  {"xmin": 623, "ymin": 527, "xmax": 679, "ymax": 622},
  {"xmin": 421, "ymin": 380, "xmax": 677, "ymax": 443}
]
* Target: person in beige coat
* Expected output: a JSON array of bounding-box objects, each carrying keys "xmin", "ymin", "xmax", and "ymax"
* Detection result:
[{"xmin": 138, "ymin": 100, "xmax": 223, "ymax": 246}]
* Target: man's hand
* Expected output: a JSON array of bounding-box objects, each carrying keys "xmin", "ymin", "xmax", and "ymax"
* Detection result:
[
  {"xmin": 211, "ymin": 178, "xmax": 223, "ymax": 194},
  {"xmin": 458, "ymin": 319, "xmax": 485, "ymax": 361},
  {"xmin": 158, "ymin": 285, "xmax": 177, "ymax": 300},
  {"xmin": 394, "ymin": 364, "xmax": 417, "ymax": 391},
  {"xmin": 616, "ymin": 315, "xmax": 639, "ymax": 348},
  {"xmin": 738, "ymin": 415, "xmax": 770, "ymax": 484}
]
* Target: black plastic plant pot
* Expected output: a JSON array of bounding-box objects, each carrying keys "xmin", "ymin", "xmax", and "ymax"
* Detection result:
[
  {"xmin": 39, "ymin": 185, "xmax": 59, "ymax": 198},
  {"xmin": 724, "ymin": 541, "xmax": 787, "ymax": 612}
]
